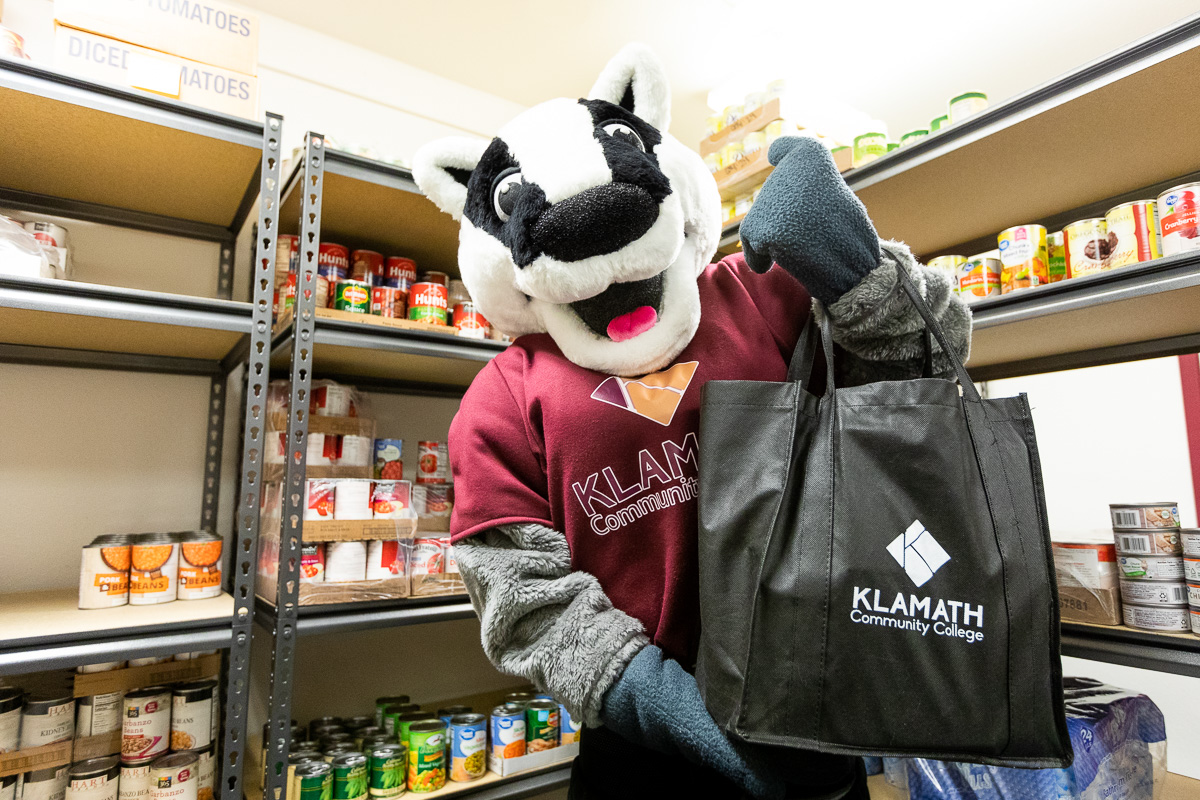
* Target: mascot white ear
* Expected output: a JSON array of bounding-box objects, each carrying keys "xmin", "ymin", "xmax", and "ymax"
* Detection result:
[
  {"xmin": 588, "ymin": 43, "xmax": 671, "ymax": 131},
  {"xmin": 412, "ymin": 136, "xmax": 489, "ymax": 221}
]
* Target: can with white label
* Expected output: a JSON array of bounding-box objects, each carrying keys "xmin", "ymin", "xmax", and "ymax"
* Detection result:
[
  {"xmin": 77, "ymin": 689, "xmax": 126, "ymax": 750},
  {"xmin": 1186, "ymin": 583, "xmax": 1200, "ymax": 606},
  {"xmin": 79, "ymin": 536, "xmax": 131, "ymax": 609},
  {"xmin": 1110, "ymin": 503, "xmax": 1181, "ymax": 530},
  {"xmin": 77, "ymin": 663, "xmax": 125, "ymax": 674},
  {"xmin": 129, "ymin": 534, "xmax": 179, "ymax": 605},
  {"xmin": 1190, "ymin": 607, "xmax": 1200, "ymax": 635},
  {"xmin": 0, "ymin": 687, "xmax": 21, "ymax": 753},
  {"xmin": 176, "ymin": 532, "xmax": 223, "ymax": 601},
  {"xmin": 118, "ymin": 765, "xmax": 152, "ymax": 800},
  {"xmin": 1182, "ymin": 529, "xmax": 1200, "ymax": 557},
  {"xmin": 1117, "ymin": 555, "xmax": 1185, "ymax": 582},
  {"xmin": 122, "ymin": 687, "xmax": 171, "ymax": 765},
  {"xmin": 67, "ymin": 757, "xmax": 121, "ymax": 800},
  {"xmin": 149, "ymin": 752, "xmax": 198, "ymax": 800},
  {"xmin": 0, "ymin": 775, "xmax": 15, "ymax": 800},
  {"xmin": 1123, "ymin": 602, "xmax": 1190, "ymax": 632},
  {"xmin": 22, "ymin": 765, "xmax": 69, "ymax": 800},
  {"xmin": 21, "ymin": 692, "xmax": 75, "ymax": 747},
  {"xmin": 127, "ymin": 657, "xmax": 173, "ymax": 668},
  {"xmin": 196, "ymin": 745, "xmax": 215, "ymax": 800},
  {"xmin": 1112, "ymin": 529, "xmax": 1182, "ymax": 557},
  {"xmin": 1119, "ymin": 579, "xmax": 1188, "ymax": 607},
  {"xmin": 170, "ymin": 680, "xmax": 217, "ymax": 752},
  {"xmin": 1185, "ymin": 558, "xmax": 1200, "ymax": 583}
]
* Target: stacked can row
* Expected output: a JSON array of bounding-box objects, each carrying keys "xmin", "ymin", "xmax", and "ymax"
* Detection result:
[
  {"xmin": 79, "ymin": 532, "xmax": 223, "ymax": 610},
  {"xmin": 303, "ymin": 480, "xmax": 451, "ymax": 522},
  {"xmin": 1108, "ymin": 502, "xmax": 1200, "ymax": 635},
  {"xmin": 299, "ymin": 537, "xmax": 456, "ymax": 584}
]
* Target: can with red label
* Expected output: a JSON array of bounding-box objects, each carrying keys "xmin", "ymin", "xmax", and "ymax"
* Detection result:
[
  {"xmin": 300, "ymin": 542, "xmax": 325, "ymax": 583},
  {"xmin": 442, "ymin": 541, "xmax": 458, "ymax": 575},
  {"xmin": 420, "ymin": 271, "xmax": 450, "ymax": 287},
  {"xmin": 452, "ymin": 303, "xmax": 489, "ymax": 339},
  {"xmin": 351, "ymin": 250, "xmax": 384, "ymax": 284},
  {"xmin": 122, "ymin": 688, "xmax": 171, "ymax": 765},
  {"xmin": 410, "ymin": 539, "xmax": 444, "ymax": 575},
  {"xmin": 276, "ymin": 272, "xmax": 297, "ymax": 314},
  {"xmin": 24, "ymin": 221, "xmax": 69, "ymax": 248},
  {"xmin": 333, "ymin": 280, "xmax": 371, "ymax": 313},
  {"xmin": 385, "ymin": 257, "xmax": 417, "ymax": 286},
  {"xmin": 408, "ymin": 282, "xmax": 448, "ymax": 325},
  {"xmin": 276, "ymin": 234, "xmax": 299, "ymax": 288},
  {"xmin": 416, "ymin": 441, "xmax": 448, "ymax": 484},
  {"xmin": 423, "ymin": 486, "xmax": 451, "ymax": 517},
  {"xmin": 371, "ymin": 286, "xmax": 406, "ymax": 318},
  {"xmin": 149, "ymin": 752, "xmax": 197, "ymax": 800},
  {"xmin": 319, "ymin": 242, "xmax": 350, "ymax": 277},
  {"xmin": 305, "ymin": 480, "xmax": 335, "ymax": 520},
  {"xmin": 1157, "ymin": 183, "xmax": 1200, "ymax": 256}
]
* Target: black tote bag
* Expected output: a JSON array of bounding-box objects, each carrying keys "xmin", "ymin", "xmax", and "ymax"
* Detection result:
[{"xmin": 694, "ymin": 267, "xmax": 1073, "ymax": 768}]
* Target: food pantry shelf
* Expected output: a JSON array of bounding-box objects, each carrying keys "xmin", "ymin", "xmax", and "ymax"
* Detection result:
[
  {"xmin": 0, "ymin": 588, "xmax": 234, "ymax": 674},
  {"xmin": 0, "ymin": 275, "xmax": 252, "ymax": 372},
  {"xmin": 1060, "ymin": 621, "xmax": 1200, "ymax": 679},
  {"xmin": 0, "ymin": 59, "xmax": 263, "ymax": 235},
  {"xmin": 253, "ymin": 596, "xmax": 476, "ymax": 637},
  {"xmin": 243, "ymin": 762, "xmax": 569, "ymax": 800}
]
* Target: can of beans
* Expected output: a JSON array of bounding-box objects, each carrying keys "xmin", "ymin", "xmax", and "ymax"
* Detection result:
[
  {"xmin": 367, "ymin": 744, "xmax": 406, "ymax": 798},
  {"xmin": 525, "ymin": 700, "xmax": 559, "ymax": 752},
  {"xmin": 319, "ymin": 243, "xmax": 350, "ymax": 278},
  {"xmin": 452, "ymin": 303, "xmax": 488, "ymax": 338},
  {"xmin": 21, "ymin": 766, "xmax": 69, "ymax": 800},
  {"xmin": 489, "ymin": 707, "xmax": 524, "ymax": 760},
  {"xmin": 1104, "ymin": 200, "xmax": 1161, "ymax": 268},
  {"xmin": 80, "ymin": 536, "xmax": 131, "ymax": 609},
  {"xmin": 375, "ymin": 697, "xmax": 409, "ymax": 729},
  {"xmin": 331, "ymin": 753, "xmax": 368, "ymax": 800},
  {"xmin": 118, "ymin": 764, "xmax": 152, "ymax": 800},
  {"xmin": 1064, "ymin": 218, "xmax": 1112, "ymax": 278},
  {"xmin": 415, "ymin": 442, "xmax": 448, "ymax": 485},
  {"xmin": 177, "ymin": 532, "xmax": 222, "ymax": 601},
  {"xmin": 448, "ymin": 715, "xmax": 486, "ymax": 782},
  {"xmin": 1111, "ymin": 502, "xmax": 1181, "ymax": 531},
  {"xmin": 149, "ymin": 752, "xmax": 197, "ymax": 800},
  {"xmin": 170, "ymin": 680, "xmax": 217, "ymax": 752},
  {"xmin": 1157, "ymin": 183, "xmax": 1200, "ymax": 256},
  {"xmin": 334, "ymin": 280, "xmax": 371, "ymax": 314},
  {"xmin": 76, "ymin": 688, "xmax": 126, "ymax": 749},
  {"xmin": 351, "ymin": 250, "xmax": 385, "ymax": 284},
  {"xmin": 407, "ymin": 283, "xmax": 448, "ymax": 325},
  {"xmin": 21, "ymin": 691, "xmax": 75, "ymax": 747},
  {"xmin": 406, "ymin": 721, "xmax": 446, "ymax": 794},
  {"xmin": 371, "ymin": 286, "xmax": 406, "ymax": 318},
  {"xmin": 295, "ymin": 762, "xmax": 333, "ymax": 800},
  {"xmin": 67, "ymin": 757, "xmax": 120, "ymax": 800},
  {"xmin": 122, "ymin": 687, "xmax": 171, "ymax": 765},
  {"xmin": 559, "ymin": 705, "xmax": 581, "ymax": 745},
  {"xmin": 385, "ymin": 257, "xmax": 417, "ymax": 286},
  {"xmin": 420, "ymin": 271, "xmax": 449, "ymax": 288},
  {"xmin": 195, "ymin": 746, "xmax": 214, "ymax": 800},
  {"xmin": 129, "ymin": 534, "xmax": 178, "ymax": 605},
  {"xmin": 0, "ymin": 688, "xmax": 22, "ymax": 753}
]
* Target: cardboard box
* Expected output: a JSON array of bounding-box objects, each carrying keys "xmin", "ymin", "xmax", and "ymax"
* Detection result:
[
  {"xmin": 268, "ymin": 413, "xmax": 375, "ymax": 439},
  {"xmin": 410, "ymin": 572, "xmax": 466, "ymax": 598},
  {"xmin": 301, "ymin": 518, "xmax": 417, "ymax": 542},
  {"xmin": 54, "ymin": 0, "xmax": 258, "ymax": 75},
  {"xmin": 0, "ymin": 741, "xmax": 73, "ymax": 779},
  {"xmin": 298, "ymin": 576, "xmax": 410, "ymax": 606},
  {"xmin": 700, "ymin": 97, "xmax": 783, "ymax": 157},
  {"xmin": 73, "ymin": 654, "xmax": 222, "ymax": 697},
  {"xmin": 53, "ymin": 24, "xmax": 257, "ymax": 119},
  {"xmin": 1054, "ymin": 540, "xmax": 1122, "ymax": 625},
  {"xmin": 487, "ymin": 742, "xmax": 578, "ymax": 777}
]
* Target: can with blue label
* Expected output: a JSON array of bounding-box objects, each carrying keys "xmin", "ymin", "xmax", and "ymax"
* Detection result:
[
  {"xmin": 489, "ymin": 706, "xmax": 524, "ymax": 760},
  {"xmin": 559, "ymin": 705, "xmax": 581, "ymax": 745},
  {"xmin": 448, "ymin": 714, "xmax": 486, "ymax": 782}
]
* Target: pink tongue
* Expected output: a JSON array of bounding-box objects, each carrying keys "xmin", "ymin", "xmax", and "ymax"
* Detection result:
[{"xmin": 607, "ymin": 306, "xmax": 658, "ymax": 342}]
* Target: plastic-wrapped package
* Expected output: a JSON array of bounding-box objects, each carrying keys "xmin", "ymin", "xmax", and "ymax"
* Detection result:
[
  {"xmin": 903, "ymin": 677, "xmax": 1167, "ymax": 800},
  {"xmin": 0, "ymin": 215, "xmax": 54, "ymax": 279}
]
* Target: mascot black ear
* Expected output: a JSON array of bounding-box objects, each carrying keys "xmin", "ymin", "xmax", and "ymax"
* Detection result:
[
  {"xmin": 588, "ymin": 43, "xmax": 671, "ymax": 132},
  {"xmin": 412, "ymin": 136, "xmax": 489, "ymax": 221}
]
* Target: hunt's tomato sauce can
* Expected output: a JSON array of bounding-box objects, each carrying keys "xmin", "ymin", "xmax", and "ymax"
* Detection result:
[
  {"xmin": 416, "ymin": 442, "xmax": 448, "ymax": 484},
  {"xmin": 351, "ymin": 250, "xmax": 384, "ymax": 284},
  {"xmin": 318, "ymin": 243, "xmax": 350, "ymax": 279},
  {"xmin": 385, "ymin": 257, "xmax": 416, "ymax": 287},
  {"xmin": 408, "ymin": 283, "xmax": 448, "ymax": 325},
  {"xmin": 420, "ymin": 271, "xmax": 450, "ymax": 288},
  {"xmin": 452, "ymin": 303, "xmax": 489, "ymax": 339},
  {"xmin": 371, "ymin": 286, "xmax": 406, "ymax": 318},
  {"xmin": 334, "ymin": 280, "xmax": 371, "ymax": 313}
]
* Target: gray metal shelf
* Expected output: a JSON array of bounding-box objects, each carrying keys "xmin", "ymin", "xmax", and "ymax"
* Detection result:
[
  {"xmin": 1061, "ymin": 623, "xmax": 1200, "ymax": 679},
  {"xmin": 456, "ymin": 768, "xmax": 572, "ymax": 800},
  {"xmin": 253, "ymin": 596, "xmax": 477, "ymax": 637}
]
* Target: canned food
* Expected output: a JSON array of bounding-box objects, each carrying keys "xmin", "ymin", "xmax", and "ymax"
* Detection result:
[
  {"xmin": 948, "ymin": 92, "xmax": 988, "ymax": 124},
  {"xmin": 126, "ymin": 656, "xmax": 173, "ymax": 668},
  {"xmin": 957, "ymin": 251, "xmax": 1001, "ymax": 301},
  {"xmin": 525, "ymin": 700, "xmax": 559, "ymax": 752},
  {"xmin": 371, "ymin": 287, "xmax": 406, "ymax": 318},
  {"xmin": 295, "ymin": 762, "xmax": 333, "ymax": 800},
  {"xmin": 1045, "ymin": 230, "xmax": 1067, "ymax": 283},
  {"xmin": 22, "ymin": 692, "xmax": 75, "ymax": 747},
  {"xmin": 448, "ymin": 715, "xmax": 485, "ymax": 782},
  {"xmin": 927, "ymin": 255, "xmax": 965, "ymax": 286},
  {"xmin": 25, "ymin": 221, "xmax": 69, "ymax": 248},
  {"xmin": 195, "ymin": 746, "xmax": 213, "ymax": 800},
  {"xmin": 1117, "ymin": 555, "xmax": 1185, "ymax": 581},
  {"xmin": 306, "ymin": 481, "xmax": 336, "ymax": 520},
  {"xmin": 276, "ymin": 235, "xmax": 299, "ymax": 288},
  {"xmin": 502, "ymin": 693, "xmax": 534, "ymax": 708},
  {"xmin": 0, "ymin": 688, "xmax": 22, "ymax": 753},
  {"xmin": 1186, "ymin": 558, "xmax": 1200, "ymax": 583},
  {"xmin": 319, "ymin": 243, "xmax": 350, "ymax": 279},
  {"xmin": 997, "ymin": 225, "xmax": 1049, "ymax": 293},
  {"xmin": 452, "ymin": 302, "xmax": 489, "ymax": 338},
  {"xmin": 406, "ymin": 721, "xmax": 446, "ymax": 794},
  {"xmin": 1156, "ymin": 183, "xmax": 1200, "ymax": 256},
  {"xmin": 79, "ymin": 538, "xmax": 130, "ymax": 609},
  {"xmin": 170, "ymin": 680, "xmax": 217, "ymax": 751},
  {"xmin": 122, "ymin": 687, "xmax": 171, "ymax": 764},
  {"xmin": 359, "ymin": 734, "xmax": 391, "ymax": 752},
  {"xmin": 276, "ymin": 272, "xmax": 296, "ymax": 314},
  {"xmin": 420, "ymin": 271, "xmax": 450, "ymax": 288},
  {"xmin": 385, "ymin": 258, "xmax": 417, "ymax": 286},
  {"xmin": 334, "ymin": 280, "xmax": 372, "ymax": 313},
  {"xmin": 76, "ymin": 689, "xmax": 126, "ymax": 746},
  {"xmin": 149, "ymin": 752, "xmax": 197, "ymax": 800},
  {"xmin": 351, "ymin": 250, "xmax": 385, "ymax": 284},
  {"xmin": 323, "ymin": 732, "xmax": 353, "ymax": 748},
  {"xmin": 375, "ymin": 697, "xmax": 409, "ymax": 728},
  {"xmin": 852, "ymin": 132, "xmax": 887, "ymax": 168},
  {"xmin": 331, "ymin": 753, "xmax": 368, "ymax": 800},
  {"xmin": 1111, "ymin": 502, "xmax": 1181, "ymax": 531},
  {"xmin": 373, "ymin": 441, "xmax": 404, "ymax": 481},
  {"xmin": 415, "ymin": 442, "xmax": 447, "ymax": 485},
  {"xmin": 1105, "ymin": 200, "xmax": 1161, "ymax": 268},
  {"xmin": 367, "ymin": 744, "xmax": 405, "ymax": 798},
  {"xmin": 410, "ymin": 539, "xmax": 444, "ymax": 575},
  {"xmin": 489, "ymin": 706, "xmax": 525, "ymax": 760},
  {"xmin": 1183, "ymin": 529, "xmax": 1200, "ymax": 557},
  {"xmin": 389, "ymin": 712, "xmax": 429, "ymax": 745},
  {"xmin": 301, "ymin": 542, "xmax": 326, "ymax": 583},
  {"xmin": 129, "ymin": 535, "xmax": 178, "ymax": 605},
  {"xmin": 22, "ymin": 766, "xmax": 69, "ymax": 800},
  {"xmin": 309, "ymin": 717, "xmax": 344, "ymax": 738},
  {"xmin": 1187, "ymin": 583, "xmax": 1200, "ymax": 606},
  {"xmin": 118, "ymin": 765, "xmax": 152, "ymax": 800},
  {"xmin": 1119, "ymin": 579, "xmax": 1187, "ymax": 607},
  {"xmin": 407, "ymin": 283, "xmax": 448, "ymax": 325},
  {"xmin": 1064, "ymin": 218, "xmax": 1112, "ymax": 278},
  {"xmin": 1123, "ymin": 602, "xmax": 1190, "ymax": 632},
  {"xmin": 442, "ymin": 541, "xmax": 458, "ymax": 575},
  {"xmin": 1113, "ymin": 529, "xmax": 1182, "ymax": 557},
  {"xmin": 559, "ymin": 705, "xmax": 581, "ymax": 745},
  {"xmin": 67, "ymin": 757, "xmax": 120, "ymax": 800},
  {"xmin": 177, "ymin": 532, "xmax": 222, "ymax": 601},
  {"xmin": 1191, "ymin": 607, "xmax": 1200, "ymax": 635}
]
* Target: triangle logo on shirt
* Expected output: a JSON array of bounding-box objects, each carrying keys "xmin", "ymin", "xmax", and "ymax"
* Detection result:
[{"xmin": 591, "ymin": 361, "xmax": 699, "ymax": 426}]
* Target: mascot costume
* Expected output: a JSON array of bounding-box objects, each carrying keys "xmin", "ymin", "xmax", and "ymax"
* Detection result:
[{"xmin": 414, "ymin": 44, "xmax": 971, "ymax": 799}]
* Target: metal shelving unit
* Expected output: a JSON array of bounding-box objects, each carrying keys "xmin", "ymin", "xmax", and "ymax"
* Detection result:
[{"xmin": 0, "ymin": 57, "xmax": 283, "ymax": 800}]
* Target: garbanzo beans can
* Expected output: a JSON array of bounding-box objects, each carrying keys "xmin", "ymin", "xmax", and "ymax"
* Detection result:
[
  {"xmin": 149, "ymin": 752, "xmax": 197, "ymax": 800},
  {"xmin": 405, "ymin": 721, "xmax": 446, "ymax": 793},
  {"xmin": 334, "ymin": 280, "xmax": 371, "ymax": 314},
  {"xmin": 122, "ymin": 687, "xmax": 170, "ymax": 765},
  {"xmin": 407, "ymin": 283, "xmax": 448, "ymax": 325},
  {"xmin": 177, "ymin": 532, "xmax": 222, "ymax": 601}
]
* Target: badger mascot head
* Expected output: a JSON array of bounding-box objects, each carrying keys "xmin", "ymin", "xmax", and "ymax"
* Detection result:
[{"xmin": 413, "ymin": 44, "xmax": 720, "ymax": 377}]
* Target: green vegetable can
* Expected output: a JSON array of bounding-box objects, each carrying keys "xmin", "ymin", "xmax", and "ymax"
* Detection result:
[
  {"xmin": 525, "ymin": 699, "xmax": 560, "ymax": 752},
  {"xmin": 368, "ymin": 744, "xmax": 406, "ymax": 798},
  {"xmin": 295, "ymin": 761, "xmax": 333, "ymax": 800},
  {"xmin": 332, "ymin": 753, "xmax": 368, "ymax": 800},
  {"xmin": 333, "ymin": 280, "xmax": 371, "ymax": 313},
  {"xmin": 405, "ymin": 721, "xmax": 446, "ymax": 794}
]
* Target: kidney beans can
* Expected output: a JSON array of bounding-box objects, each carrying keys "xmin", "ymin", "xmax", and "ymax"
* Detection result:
[
  {"xmin": 1117, "ymin": 555, "xmax": 1185, "ymax": 581},
  {"xmin": 448, "ymin": 714, "xmax": 485, "ymax": 782},
  {"xmin": 1182, "ymin": 529, "xmax": 1200, "ymax": 557},
  {"xmin": 525, "ymin": 701, "xmax": 559, "ymax": 753},
  {"xmin": 334, "ymin": 280, "xmax": 371, "ymax": 314},
  {"xmin": 1123, "ymin": 602, "xmax": 1190, "ymax": 632},
  {"xmin": 0, "ymin": 688, "xmax": 22, "ymax": 753},
  {"xmin": 22, "ymin": 692, "xmax": 75, "ymax": 747},
  {"xmin": 371, "ymin": 287, "xmax": 406, "ymax": 318},
  {"xmin": 452, "ymin": 303, "xmax": 488, "ymax": 338},
  {"xmin": 123, "ymin": 687, "xmax": 171, "ymax": 764},
  {"xmin": 559, "ymin": 705, "xmax": 581, "ymax": 745},
  {"xmin": 1119, "ymin": 579, "xmax": 1188, "ymax": 607},
  {"xmin": 1110, "ymin": 502, "xmax": 1181, "ymax": 531},
  {"xmin": 1157, "ymin": 182, "xmax": 1200, "ymax": 256},
  {"xmin": 177, "ymin": 532, "xmax": 222, "ymax": 601},
  {"xmin": 22, "ymin": 766, "xmax": 69, "ymax": 800},
  {"xmin": 80, "ymin": 540, "xmax": 130, "ymax": 609},
  {"xmin": 129, "ymin": 535, "xmax": 178, "ymax": 605},
  {"xmin": 489, "ymin": 706, "xmax": 525, "ymax": 760},
  {"xmin": 149, "ymin": 752, "xmax": 197, "ymax": 800},
  {"xmin": 406, "ymin": 721, "xmax": 446, "ymax": 793},
  {"xmin": 1064, "ymin": 218, "xmax": 1113, "ymax": 278},
  {"xmin": 407, "ymin": 283, "xmax": 448, "ymax": 325},
  {"xmin": 1105, "ymin": 200, "xmax": 1161, "ymax": 268},
  {"xmin": 415, "ymin": 442, "xmax": 447, "ymax": 485},
  {"xmin": 67, "ymin": 757, "xmax": 120, "ymax": 800},
  {"xmin": 351, "ymin": 250, "xmax": 385, "ymax": 284},
  {"xmin": 1046, "ymin": 231, "xmax": 1067, "ymax": 282},
  {"xmin": 385, "ymin": 257, "xmax": 417, "ymax": 286},
  {"xmin": 118, "ymin": 765, "xmax": 152, "ymax": 800},
  {"xmin": 170, "ymin": 680, "xmax": 217, "ymax": 752},
  {"xmin": 997, "ymin": 225, "xmax": 1048, "ymax": 293},
  {"xmin": 956, "ymin": 252, "xmax": 1000, "ymax": 301}
]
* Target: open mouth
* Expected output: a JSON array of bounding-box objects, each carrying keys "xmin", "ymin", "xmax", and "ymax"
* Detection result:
[{"xmin": 569, "ymin": 273, "xmax": 664, "ymax": 342}]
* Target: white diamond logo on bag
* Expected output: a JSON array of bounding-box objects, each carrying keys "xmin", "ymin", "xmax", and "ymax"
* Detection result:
[{"xmin": 886, "ymin": 519, "xmax": 951, "ymax": 587}]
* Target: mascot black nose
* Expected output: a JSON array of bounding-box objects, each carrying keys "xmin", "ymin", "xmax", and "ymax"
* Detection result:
[{"xmin": 529, "ymin": 183, "xmax": 659, "ymax": 263}]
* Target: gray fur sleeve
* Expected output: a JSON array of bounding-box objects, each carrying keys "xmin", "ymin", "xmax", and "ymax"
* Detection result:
[
  {"xmin": 825, "ymin": 239, "xmax": 973, "ymax": 385},
  {"xmin": 455, "ymin": 522, "xmax": 649, "ymax": 726}
]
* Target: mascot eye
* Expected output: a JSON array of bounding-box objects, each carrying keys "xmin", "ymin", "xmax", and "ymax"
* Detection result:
[
  {"xmin": 492, "ymin": 170, "xmax": 524, "ymax": 222},
  {"xmin": 601, "ymin": 121, "xmax": 645, "ymax": 152}
]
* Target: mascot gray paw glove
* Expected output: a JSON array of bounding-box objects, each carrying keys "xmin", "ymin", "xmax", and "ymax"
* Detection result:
[
  {"xmin": 740, "ymin": 136, "xmax": 882, "ymax": 305},
  {"xmin": 601, "ymin": 645, "xmax": 784, "ymax": 799}
]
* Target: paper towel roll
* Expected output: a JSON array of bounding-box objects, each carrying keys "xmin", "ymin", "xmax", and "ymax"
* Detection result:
[
  {"xmin": 340, "ymin": 435, "xmax": 372, "ymax": 467},
  {"xmin": 325, "ymin": 541, "xmax": 366, "ymax": 582},
  {"xmin": 333, "ymin": 479, "xmax": 372, "ymax": 520}
]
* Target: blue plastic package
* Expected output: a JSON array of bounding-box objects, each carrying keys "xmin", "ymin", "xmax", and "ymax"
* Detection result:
[{"xmin": 903, "ymin": 677, "xmax": 1167, "ymax": 800}]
